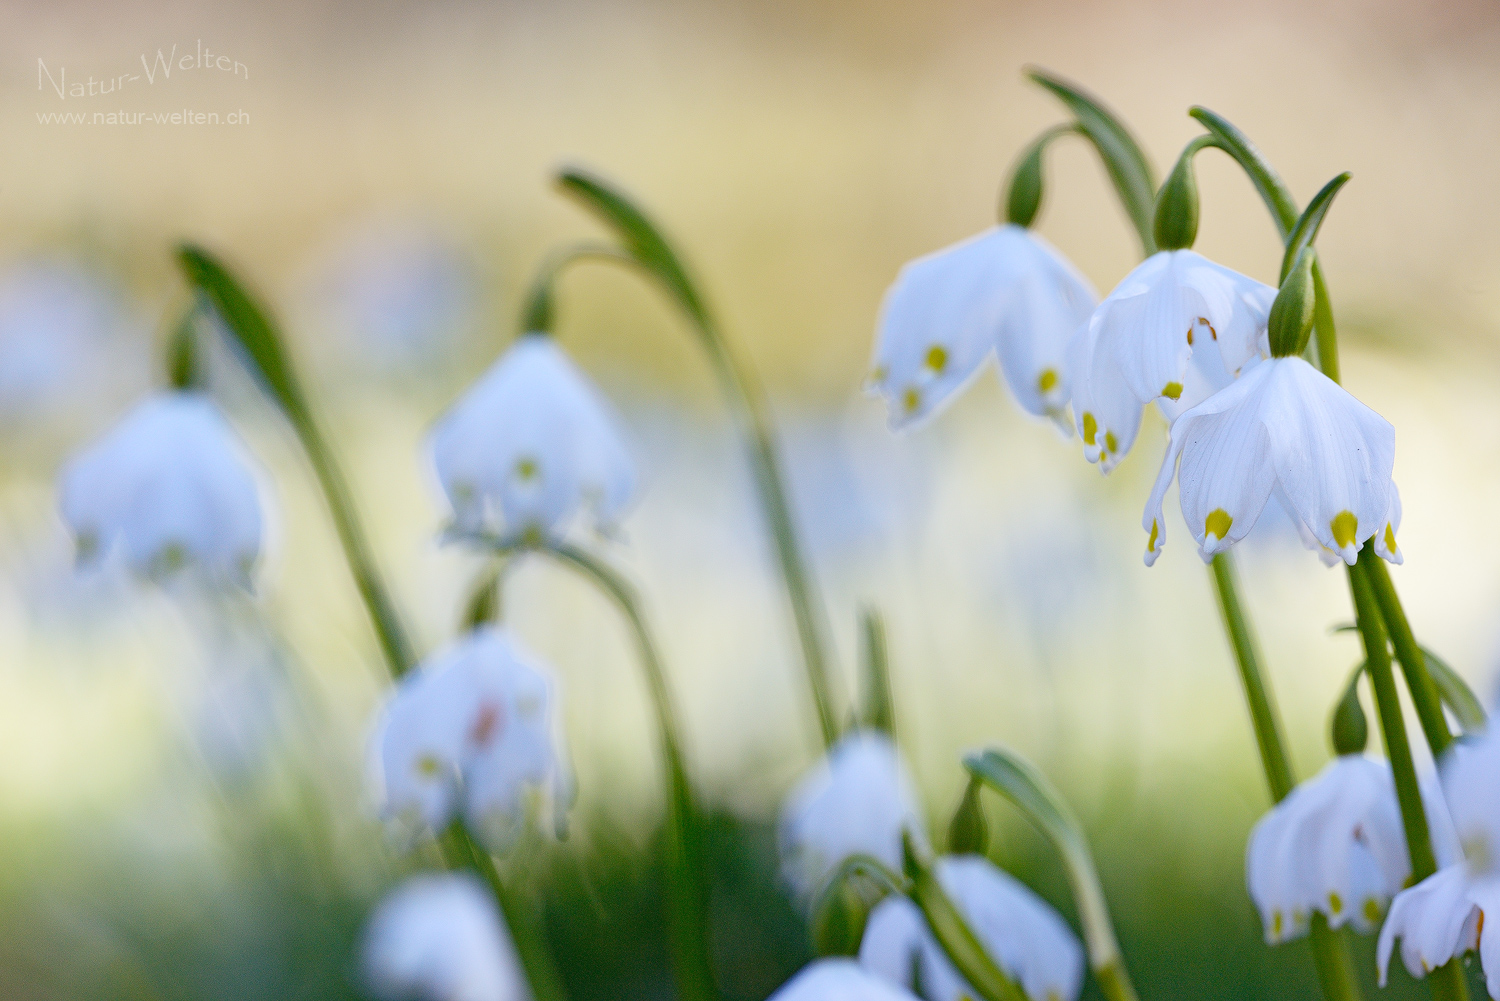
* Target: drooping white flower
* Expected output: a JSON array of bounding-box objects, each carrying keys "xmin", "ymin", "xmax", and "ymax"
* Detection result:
[
  {"xmin": 1069, "ymin": 249, "xmax": 1275, "ymax": 471},
  {"xmin": 1378, "ymin": 728, "xmax": 1500, "ymax": 995},
  {"xmin": 778, "ymin": 731, "xmax": 925, "ymax": 904},
  {"xmin": 768, "ymin": 958, "xmax": 921, "ymax": 1001},
  {"xmin": 58, "ymin": 391, "xmax": 263, "ymax": 583},
  {"xmin": 867, "ymin": 225, "xmax": 1095, "ymax": 431},
  {"xmin": 362, "ymin": 872, "xmax": 531, "ymax": 1001},
  {"xmin": 430, "ymin": 334, "xmax": 634, "ymax": 540},
  {"xmin": 1245, "ymin": 755, "xmax": 1458, "ymax": 943},
  {"xmin": 1142, "ymin": 355, "xmax": 1400, "ymax": 567},
  {"xmin": 371, "ymin": 625, "xmax": 573, "ymax": 853},
  {"xmin": 859, "ymin": 854, "xmax": 1084, "ymax": 1001}
]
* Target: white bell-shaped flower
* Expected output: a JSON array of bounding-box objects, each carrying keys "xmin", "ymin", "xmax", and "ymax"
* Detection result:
[
  {"xmin": 362, "ymin": 872, "xmax": 531, "ymax": 1001},
  {"xmin": 1378, "ymin": 726, "xmax": 1500, "ymax": 995},
  {"xmin": 1142, "ymin": 355, "xmax": 1400, "ymax": 567},
  {"xmin": 859, "ymin": 854, "xmax": 1084, "ymax": 1001},
  {"xmin": 1246, "ymin": 755, "xmax": 1433, "ymax": 943},
  {"xmin": 768, "ymin": 958, "xmax": 921, "ymax": 1001},
  {"xmin": 430, "ymin": 334, "xmax": 634, "ymax": 540},
  {"xmin": 58, "ymin": 391, "xmax": 263, "ymax": 583},
  {"xmin": 778, "ymin": 731, "xmax": 925, "ymax": 904},
  {"xmin": 371, "ymin": 626, "xmax": 573, "ymax": 853},
  {"xmin": 867, "ymin": 225, "xmax": 1095, "ymax": 430},
  {"xmin": 1070, "ymin": 250, "xmax": 1275, "ymax": 470}
]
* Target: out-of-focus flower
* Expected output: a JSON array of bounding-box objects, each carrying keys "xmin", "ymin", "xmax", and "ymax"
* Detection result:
[
  {"xmin": 58, "ymin": 391, "xmax": 264, "ymax": 583},
  {"xmin": 859, "ymin": 854, "xmax": 1084, "ymax": 1001},
  {"xmin": 302, "ymin": 217, "xmax": 478, "ymax": 372},
  {"xmin": 867, "ymin": 225, "xmax": 1095, "ymax": 431},
  {"xmin": 1069, "ymin": 249, "xmax": 1275, "ymax": 471},
  {"xmin": 0, "ymin": 259, "xmax": 139, "ymax": 417},
  {"xmin": 1142, "ymin": 356, "xmax": 1400, "ymax": 567},
  {"xmin": 1247, "ymin": 756, "xmax": 1457, "ymax": 943},
  {"xmin": 430, "ymin": 334, "xmax": 634, "ymax": 541},
  {"xmin": 362, "ymin": 872, "xmax": 531, "ymax": 1001},
  {"xmin": 768, "ymin": 958, "xmax": 921, "ymax": 1001},
  {"xmin": 1378, "ymin": 728, "xmax": 1500, "ymax": 996},
  {"xmin": 371, "ymin": 625, "xmax": 572, "ymax": 853},
  {"xmin": 778, "ymin": 731, "xmax": 925, "ymax": 904}
]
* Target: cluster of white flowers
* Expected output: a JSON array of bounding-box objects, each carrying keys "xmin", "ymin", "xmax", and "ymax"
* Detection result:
[
  {"xmin": 777, "ymin": 732, "xmax": 1083, "ymax": 1001},
  {"xmin": 370, "ymin": 625, "xmax": 573, "ymax": 853},
  {"xmin": 872, "ymin": 225, "xmax": 1403, "ymax": 570}
]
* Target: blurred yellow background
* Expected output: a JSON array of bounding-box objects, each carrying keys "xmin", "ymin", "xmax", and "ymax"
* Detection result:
[{"xmin": 3, "ymin": 1, "xmax": 1500, "ymax": 998}]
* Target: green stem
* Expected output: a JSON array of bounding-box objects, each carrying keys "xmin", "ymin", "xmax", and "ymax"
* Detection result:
[
  {"xmin": 1095, "ymin": 960, "xmax": 1141, "ymax": 1001},
  {"xmin": 1307, "ymin": 914, "xmax": 1361, "ymax": 1001},
  {"xmin": 296, "ymin": 430, "xmax": 417, "ymax": 676},
  {"xmin": 552, "ymin": 169, "xmax": 842, "ymax": 749},
  {"xmin": 1210, "ymin": 554, "xmax": 1295, "ymax": 800},
  {"xmin": 1362, "ymin": 553, "xmax": 1454, "ymax": 758},
  {"xmin": 440, "ymin": 826, "xmax": 569, "ymax": 1001},
  {"xmin": 534, "ymin": 541, "xmax": 719, "ymax": 1001},
  {"xmin": 1347, "ymin": 549, "xmax": 1437, "ymax": 878}
]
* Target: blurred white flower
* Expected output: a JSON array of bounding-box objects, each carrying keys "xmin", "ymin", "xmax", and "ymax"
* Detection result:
[
  {"xmin": 778, "ymin": 731, "xmax": 925, "ymax": 904},
  {"xmin": 0, "ymin": 259, "xmax": 140, "ymax": 417},
  {"xmin": 1378, "ymin": 729, "xmax": 1500, "ymax": 995},
  {"xmin": 430, "ymin": 335, "xmax": 634, "ymax": 540},
  {"xmin": 867, "ymin": 225, "xmax": 1095, "ymax": 431},
  {"xmin": 363, "ymin": 872, "xmax": 531, "ymax": 1001},
  {"xmin": 768, "ymin": 958, "xmax": 921, "ymax": 1001},
  {"xmin": 1247, "ymin": 756, "xmax": 1457, "ymax": 944},
  {"xmin": 859, "ymin": 854, "xmax": 1084, "ymax": 1001},
  {"xmin": 1142, "ymin": 356, "xmax": 1400, "ymax": 567},
  {"xmin": 303, "ymin": 217, "xmax": 478, "ymax": 372},
  {"xmin": 58, "ymin": 391, "xmax": 263, "ymax": 583},
  {"xmin": 1069, "ymin": 249, "xmax": 1275, "ymax": 471},
  {"xmin": 372, "ymin": 625, "xmax": 573, "ymax": 853}
]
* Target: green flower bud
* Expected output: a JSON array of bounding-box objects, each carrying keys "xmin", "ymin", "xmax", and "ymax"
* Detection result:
[
  {"xmin": 1331, "ymin": 669, "xmax": 1369, "ymax": 756},
  {"xmin": 810, "ymin": 875, "xmax": 873, "ymax": 957},
  {"xmin": 167, "ymin": 303, "xmax": 202, "ymax": 390},
  {"xmin": 1004, "ymin": 142, "xmax": 1046, "ymax": 229},
  {"xmin": 1268, "ymin": 248, "xmax": 1317, "ymax": 358},
  {"xmin": 947, "ymin": 775, "xmax": 989, "ymax": 856},
  {"xmin": 1152, "ymin": 139, "xmax": 1205, "ymax": 252}
]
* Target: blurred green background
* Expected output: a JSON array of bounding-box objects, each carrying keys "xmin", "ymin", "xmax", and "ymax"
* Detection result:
[{"xmin": 4, "ymin": 0, "xmax": 1500, "ymax": 998}]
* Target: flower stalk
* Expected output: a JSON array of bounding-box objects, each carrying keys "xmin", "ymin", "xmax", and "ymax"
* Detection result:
[
  {"xmin": 471, "ymin": 532, "xmax": 719, "ymax": 1001},
  {"xmin": 552, "ymin": 167, "xmax": 843, "ymax": 750},
  {"xmin": 175, "ymin": 245, "xmax": 568, "ymax": 1001}
]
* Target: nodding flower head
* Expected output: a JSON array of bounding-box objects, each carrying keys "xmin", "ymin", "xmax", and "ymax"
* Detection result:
[
  {"xmin": 362, "ymin": 873, "xmax": 529, "ymax": 1001},
  {"xmin": 768, "ymin": 958, "xmax": 922, "ymax": 1001},
  {"xmin": 868, "ymin": 225, "xmax": 1095, "ymax": 432},
  {"xmin": 370, "ymin": 625, "xmax": 573, "ymax": 854},
  {"xmin": 1069, "ymin": 249, "xmax": 1275, "ymax": 472},
  {"xmin": 430, "ymin": 334, "xmax": 634, "ymax": 542},
  {"xmin": 1142, "ymin": 355, "xmax": 1400, "ymax": 568},
  {"xmin": 59, "ymin": 391, "xmax": 264, "ymax": 585},
  {"xmin": 859, "ymin": 854, "xmax": 1084, "ymax": 1001},
  {"xmin": 777, "ymin": 731, "xmax": 925, "ymax": 906}
]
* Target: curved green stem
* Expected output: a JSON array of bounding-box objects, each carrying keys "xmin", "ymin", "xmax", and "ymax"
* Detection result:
[
  {"xmin": 553, "ymin": 168, "xmax": 842, "ymax": 750},
  {"xmin": 485, "ymin": 535, "xmax": 718, "ymax": 1001}
]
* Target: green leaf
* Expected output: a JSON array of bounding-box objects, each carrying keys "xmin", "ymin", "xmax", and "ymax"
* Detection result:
[
  {"xmin": 1026, "ymin": 67, "xmax": 1157, "ymax": 255},
  {"xmin": 902, "ymin": 833, "xmax": 1027, "ymax": 1001},
  {"xmin": 859, "ymin": 607, "xmax": 895, "ymax": 737},
  {"xmin": 1280, "ymin": 173, "xmax": 1351, "ymax": 284},
  {"xmin": 963, "ymin": 748, "xmax": 1124, "ymax": 972},
  {"xmin": 1187, "ymin": 107, "xmax": 1299, "ymax": 240},
  {"xmin": 553, "ymin": 167, "xmax": 711, "ymax": 333},
  {"xmin": 1333, "ymin": 627, "xmax": 1487, "ymax": 735},
  {"xmin": 176, "ymin": 245, "xmax": 310, "ymax": 427}
]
